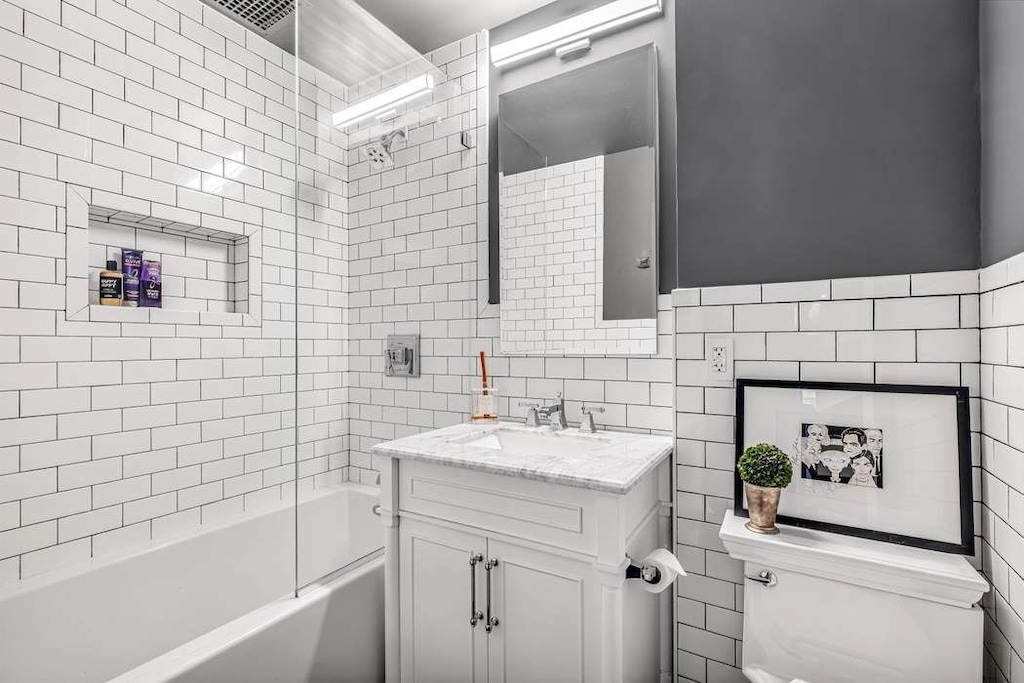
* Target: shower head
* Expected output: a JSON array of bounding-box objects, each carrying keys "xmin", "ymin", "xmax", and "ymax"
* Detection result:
[
  {"xmin": 365, "ymin": 128, "xmax": 407, "ymax": 171},
  {"xmin": 365, "ymin": 142, "xmax": 392, "ymax": 170}
]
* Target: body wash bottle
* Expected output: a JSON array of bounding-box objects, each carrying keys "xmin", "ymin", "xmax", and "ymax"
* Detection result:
[
  {"xmin": 140, "ymin": 258, "xmax": 162, "ymax": 308},
  {"xmin": 99, "ymin": 259, "xmax": 123, "ymax": 306}
]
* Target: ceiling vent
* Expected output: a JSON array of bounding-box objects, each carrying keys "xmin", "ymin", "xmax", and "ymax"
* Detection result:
[{"xmin": 203, "ymin": 0, "xmax": 294, "ymax": 33}]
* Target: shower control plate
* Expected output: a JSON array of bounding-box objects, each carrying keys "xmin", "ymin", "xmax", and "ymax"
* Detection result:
[{"xmin": 385, "ymin": 334, "xmax": 419, "ymax": 377}]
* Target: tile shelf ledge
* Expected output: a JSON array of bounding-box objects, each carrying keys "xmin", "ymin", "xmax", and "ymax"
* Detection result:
[{"xmin": 78, "ymin": 305, "xmax": 257, "ymax": 327}]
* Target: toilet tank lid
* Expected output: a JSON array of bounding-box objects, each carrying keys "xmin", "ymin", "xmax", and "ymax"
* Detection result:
[{"xmin": 719, "ymin": 511, "xmax": 989, "ymax": 608}]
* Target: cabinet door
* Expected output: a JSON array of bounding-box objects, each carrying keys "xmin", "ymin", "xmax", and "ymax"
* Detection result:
[
  {"xmin": 485, "ymin": 538, "xmax": 592, "ymax": 683},
  {"xmin": 400, "ymin": 518, "xmax": 488, "ymax": 683}
]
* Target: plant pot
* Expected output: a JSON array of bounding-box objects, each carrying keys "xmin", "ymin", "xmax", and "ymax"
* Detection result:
[{"xmin": 744, "ymin": 482, "xmax": 782, "ymax": 535}]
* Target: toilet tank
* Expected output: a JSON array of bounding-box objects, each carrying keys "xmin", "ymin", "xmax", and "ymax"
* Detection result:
[{"xmin": 720, "ymin": 511, "xmax": 989, "ymax": 683}]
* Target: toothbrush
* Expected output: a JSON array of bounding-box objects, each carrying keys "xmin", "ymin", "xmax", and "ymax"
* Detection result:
[{"xmin": 479, "ymin": 351, "xmax": 489, "ymax": 396}]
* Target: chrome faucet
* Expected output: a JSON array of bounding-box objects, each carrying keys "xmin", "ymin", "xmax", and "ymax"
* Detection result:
[{"xmin": 537, "ymin": 393, "xmax": 568, "ymax": 431}]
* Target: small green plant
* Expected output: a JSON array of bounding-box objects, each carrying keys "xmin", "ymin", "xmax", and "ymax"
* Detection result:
[{"xmin": 738, "ymin": 443, "xmax": 793, "ymax": 489}]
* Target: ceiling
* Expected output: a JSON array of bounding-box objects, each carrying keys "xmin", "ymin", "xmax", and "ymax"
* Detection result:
[
  {"xmin": 296, "ymin": 0, "xmax": 424, "ymax": 87},
  {"xmin": 199, "ymin": 0, "xmax": 559, "ymax": 87},
  {"xmin": 353, "ymin": 0, "xmax": 558, "ymax": 53},
  {"xmin": 200, "ymin": 0, "xmax": 425, "ymax": 87}
]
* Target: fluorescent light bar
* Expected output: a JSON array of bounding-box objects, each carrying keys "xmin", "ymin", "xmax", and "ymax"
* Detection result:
[
  {"xmin": 490, "ymin": 0, "xmax": 662, "ymax": 69},
  {"xmin": 332, "ymin": 74, "xmax": 435, "ymax": 130}
]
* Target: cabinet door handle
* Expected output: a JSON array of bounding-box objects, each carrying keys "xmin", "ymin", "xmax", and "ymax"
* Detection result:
[
  {"xmin": 484, "ymin": 558, "xmax": 499, "ymax": 633},
  {"xmin": 469, "ymin": 552, "xmax": 484, "ymax": 627}
]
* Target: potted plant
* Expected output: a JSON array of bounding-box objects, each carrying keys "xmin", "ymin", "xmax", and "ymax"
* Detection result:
[{"xmin": 737, "ymin": 443, "xmax": 793, "ymax": 535}]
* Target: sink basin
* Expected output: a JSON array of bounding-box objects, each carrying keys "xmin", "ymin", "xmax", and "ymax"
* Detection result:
[
  {"xmin": 452, "ymin": 426, "xmax": 612, "ymax": 458},
  {"xmin": 372, "ymin": 421, "xmax": 673, "ymax": 494}
]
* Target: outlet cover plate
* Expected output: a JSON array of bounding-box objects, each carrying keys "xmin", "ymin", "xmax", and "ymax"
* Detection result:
[{"xmin": 706, "ymin": 336, "xmax": 734, "ymax": 384}]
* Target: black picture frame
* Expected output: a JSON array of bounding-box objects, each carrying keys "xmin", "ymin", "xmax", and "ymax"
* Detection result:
[{"xmin": 734, "ymin": 378, "xmax": 974, "ymax": 556}]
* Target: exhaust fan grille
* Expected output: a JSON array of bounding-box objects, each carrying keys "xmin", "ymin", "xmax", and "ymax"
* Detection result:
[{"xmin": 207, "ymin": 0, "xmax": 294, "ymax": 32}]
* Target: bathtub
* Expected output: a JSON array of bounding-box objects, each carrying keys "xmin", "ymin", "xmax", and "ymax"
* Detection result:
[{"xmin": 0, "ymin": 484, "xmax": 384, "ymax": 683}]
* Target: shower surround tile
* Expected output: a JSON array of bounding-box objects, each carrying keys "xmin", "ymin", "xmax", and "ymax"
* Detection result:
[
  {"xmin": 0, "ymin": 0, "xmax": 349, "ymax": 583},
  {"xmin": 0, "ymin": 2, "xmax": 676, "ymax": 589}
]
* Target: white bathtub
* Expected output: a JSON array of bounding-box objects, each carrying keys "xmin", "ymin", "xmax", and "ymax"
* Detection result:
[{"xmin": 0, "ymin": 484, "xmax": 384, "ymax": 683}]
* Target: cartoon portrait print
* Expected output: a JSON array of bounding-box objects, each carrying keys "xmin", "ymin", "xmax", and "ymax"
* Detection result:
[{"xmin": 796, "ymin": 423, "xmax": 883, "ymax": 488}]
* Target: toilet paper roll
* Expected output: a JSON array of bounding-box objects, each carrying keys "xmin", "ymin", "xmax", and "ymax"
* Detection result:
[{"xmin": 636, "ymin": 548, "xmax": 686, "ymax": 594}]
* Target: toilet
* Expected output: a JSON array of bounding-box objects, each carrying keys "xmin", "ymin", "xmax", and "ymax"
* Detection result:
[{"xmin": 720, "ymin": 511, "xmax": 990, "ymax": 683}]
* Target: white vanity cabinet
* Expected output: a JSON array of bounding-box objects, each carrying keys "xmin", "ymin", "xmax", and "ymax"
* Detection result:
[
  {"xmin": 399, "ymin": 517, "xmax": 592, "ymax": 683},
  {"xmin": 374, "ymin": 423, "xmax": 674, "ymax": 683}
]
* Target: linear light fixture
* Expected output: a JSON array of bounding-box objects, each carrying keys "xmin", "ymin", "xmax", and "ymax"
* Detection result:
[
  {"xmin": 490, "ymin": 0, "xmax": 662, "ymax": 69},
  {"xmin": 332, "ymin": 74, "xmax": 435, "ymax": 130}
]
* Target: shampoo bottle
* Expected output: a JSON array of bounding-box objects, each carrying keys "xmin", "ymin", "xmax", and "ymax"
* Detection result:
[
  {"xmin": 99, "ymin": 259, "xmax": 123, "ymax": 306},
  {"xmin": 121, "ymin": 249, "xmax": 142, "ymax": 307}
]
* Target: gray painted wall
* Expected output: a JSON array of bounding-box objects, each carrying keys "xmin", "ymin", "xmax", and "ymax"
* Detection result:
[
  {"xmin": 489, "ymin": 0, "xmax": 678, "ymax": 298},
  {"xmin": 982, "ymin": 0, "xmax": 1024, "ymax": 266},
  {"xmin": 676, "ymin": 0, "xmax": 980, "ymax": 288}
]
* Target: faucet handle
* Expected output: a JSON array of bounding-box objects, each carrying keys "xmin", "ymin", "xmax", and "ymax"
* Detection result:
[
  {"xmin": 580, "ymin": 404, "xmax": 605, "ymax": 434},
  {"xmin": 519, "ymin": 401, "xmax": 540, "ymax": 428}
]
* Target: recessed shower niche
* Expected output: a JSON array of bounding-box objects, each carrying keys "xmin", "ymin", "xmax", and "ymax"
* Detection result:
[
  {"xmin": 64, "ymin": 187, "xmax": 262, "ymax": 325},
  {"xmin": 87, "ymin": 208, "xmax": 250, "ymax": 312}
]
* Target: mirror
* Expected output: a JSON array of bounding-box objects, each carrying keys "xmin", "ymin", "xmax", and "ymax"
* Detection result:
[{"xmin": 497, "ymin": 45, "xmax": 659, "ymax": 356}]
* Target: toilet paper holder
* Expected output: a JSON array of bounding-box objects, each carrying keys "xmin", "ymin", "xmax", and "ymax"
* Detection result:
[
  {"xmin": 624, "ymin": 555, "xmax": 662, "ymax": 584},
  {"xmin": 624, "ymin": 549, "xmax": 686, "ymax": 593}
]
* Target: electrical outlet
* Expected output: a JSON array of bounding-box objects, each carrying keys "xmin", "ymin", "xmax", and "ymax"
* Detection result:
[
  {"xmin": 711, "ymin": 345, "xmax": 728, "ymax": 373},
  {"xmin": 706, "ymin": 337, "xmax": 734, "ymax": 383}
]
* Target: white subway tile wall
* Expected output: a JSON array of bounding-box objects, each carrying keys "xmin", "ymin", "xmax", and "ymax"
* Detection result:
[
  {"xmin": 499, "ymin": 156, "xmax": 656, "ymax": 355},
  {"xmin": 3, "ymin": 9, "xmax": 1003, "ymax": 682},
  {"xmin": 0, "ymin": 0, "xmax": 349, "ymax": 583},
  {"xmin": 673, "ymin": 271, "xmax": 983, "ymax": 682},
  {"xmin": 979, "ymin": 250, "xmax": 1024, "ymax": 683},
  {"xmin": 344, "ymin": 33, "xmax": 675, "ymax": 485},
  {"xmin": 0, "ymin": 5, "xmax": 676, "ymax": 585}
]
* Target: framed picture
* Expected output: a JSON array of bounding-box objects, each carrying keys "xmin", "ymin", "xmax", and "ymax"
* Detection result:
[{"xmin": 734, "ymin": 379, "xmax": 974, "ymax": 555}]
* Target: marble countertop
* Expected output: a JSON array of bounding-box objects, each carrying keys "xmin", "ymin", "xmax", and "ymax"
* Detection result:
[{"xmin": 371, "ymin": 421, "xmax": 673, "ymax": 494}]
